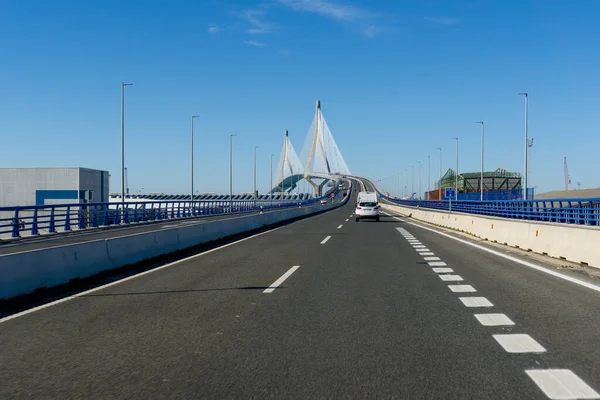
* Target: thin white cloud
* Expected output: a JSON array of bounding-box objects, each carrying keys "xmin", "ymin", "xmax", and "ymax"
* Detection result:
[
  {"xmin": 279, "ymin": 49, "xmax": 291, "ymax": 56},
  {"xmin": 424, "ymin": 16, "xmax": 460, "ymax": 25},
  {"xmin": 275, "ymin": 0, "xmax": 382, "ymax": 38},
  {"xmin": 244, "ymin": 40, "xmax": 266, "ymax": 47},
  {"xmin": 208, "ymin": 24, "xmax": 220, "ymax": 33},
  {"xmin": 235, "ymin": 9, "xmax": 273, "ymax": 34},
  {"xmin": 362, "ymin": 25, "xmax": 379, "ymax": 38},
  {"xmin": 276, "ymin": 0, "xmax": 371, "ymax": 21}
]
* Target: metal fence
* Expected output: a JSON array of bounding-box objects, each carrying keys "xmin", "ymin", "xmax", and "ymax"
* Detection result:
[
  {"xmin": 457, "ymin": 188, "xmax": 535, "ymax": 201},
  {"xmin": 0, "ymin": 197, "xmax": 329, "ymax": 240},
  {"xmin": 381, "ymin": 195, "xmax": 600, "ymax": 227}
]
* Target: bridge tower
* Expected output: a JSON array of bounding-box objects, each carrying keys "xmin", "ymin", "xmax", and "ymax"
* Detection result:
[{"xmin": 304, "ymin": 100, "xmax": 330, "ymax": 196}]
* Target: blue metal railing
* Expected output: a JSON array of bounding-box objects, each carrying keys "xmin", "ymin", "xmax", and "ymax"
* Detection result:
[
  {"xmin": 0, "ymin": 197, "xmax": 331, "ymax": 240},
  {"xmin": 379, "ymin": 195, "xmax": 600, "ymax": 227}
]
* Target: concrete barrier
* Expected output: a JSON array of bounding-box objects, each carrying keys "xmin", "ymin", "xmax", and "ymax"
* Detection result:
[
  {"xmin": 0, "ymin": 200, "xmax": 346, "ymax": 300},
  {"xmin": 382, "ymin": 203, "xmax": 600, "ymax": 269},
  {"xmin": 0, "ymin": 240, "xmax": 111, "ymax": 299}
]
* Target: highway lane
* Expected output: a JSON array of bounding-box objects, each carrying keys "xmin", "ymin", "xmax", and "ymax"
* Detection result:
[{"xmin": 1, "ymin": 184, "xmax": 600, "ymax": 399}]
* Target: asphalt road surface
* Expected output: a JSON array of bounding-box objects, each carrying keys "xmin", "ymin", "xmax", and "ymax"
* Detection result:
[{"xmin": 1, "ymin": 184, "xmax": 599, "ymax": 399}]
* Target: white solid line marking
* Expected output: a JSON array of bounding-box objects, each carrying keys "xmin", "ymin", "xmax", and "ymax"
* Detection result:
[
  {"xmin": 526, "ymin": 369, "xmax": 600, "ymax": 399},
  {"xmin": 0, "ymin": 224, "xmax": 286, "ymax": 324},
  {"xmin": 321, "ymin": 236, "xmax": 331, "ymax": 244},
  {"xmin": 459, "ymin": 297, "xmax": 493, "ymax": 307},
  {"xmin": 449, "ymin": 285, "xmax": 476, "ymax": 293},
  {"xmin": 424, "ymin": 257, "xmax": 441, "ymax": 261},
  {"xmin": 263, "ymin": 265, "xmax": 301, "ymax": 294},
  {"xmin": 433, "ymin": 267, "xmax": 454, "ymax": 273},
  {"xmin": 439, "ymin": 274, "xmax": 463, "ymax": 281},
  {"xmin": 428, "ymin": 261, "xmax": 447, "ymax": 267},
  {"xmin": 493, "ymin": 334, "xmax": 546, "ymax": 353},
  {"xmin": 337, "ymin": 224, "xmax": 343, "ymax": 229},
  {"xmin": 421, "ymin": 252, "xmax": 435, "ymax": 256},
  {"xmin": 474, "ymin": 313, "xmax": 515, "ymax": 326},
  {"xmin": 392, "ymin": 216, "xmax": 600, "ymax": 294}
]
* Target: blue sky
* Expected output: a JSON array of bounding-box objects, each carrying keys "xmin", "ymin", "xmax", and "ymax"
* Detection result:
[{"xmin": 1, "ymin": 0, "xmax": 599, "ymax": 195}]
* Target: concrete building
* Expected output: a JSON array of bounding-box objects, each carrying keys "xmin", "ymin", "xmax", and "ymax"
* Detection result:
[{"xmin": 0, "ymin": 168, "xmax": 109, "ymax": 207}]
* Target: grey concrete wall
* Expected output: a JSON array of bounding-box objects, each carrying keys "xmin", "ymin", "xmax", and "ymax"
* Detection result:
[
  {"xmin": 0, "ymin": 168, "xmax": 79, "ymax": 207},
  {"xmin": 78, "ymin": 168, "xmax": 109, "ymax": 203}
]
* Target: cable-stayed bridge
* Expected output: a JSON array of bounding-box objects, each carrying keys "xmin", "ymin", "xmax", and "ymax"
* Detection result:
[{"xmin": 271, "ymin": 100, "xmax": 351, "ymax": 196}]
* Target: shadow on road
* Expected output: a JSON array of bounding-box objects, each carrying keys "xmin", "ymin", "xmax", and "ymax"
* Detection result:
[{"xmin": 81, "ymin": 286, "xmax": 274, "ymax": 297}]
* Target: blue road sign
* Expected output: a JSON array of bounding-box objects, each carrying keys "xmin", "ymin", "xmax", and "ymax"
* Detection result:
[{"xmin": 445, "ymin": 187, "xmax": 456, "ymax": 199}]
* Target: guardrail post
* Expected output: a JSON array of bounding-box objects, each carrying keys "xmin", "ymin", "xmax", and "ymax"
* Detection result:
[
  {"xmin": 11, "ymin": 209, "xmax": 20, "ymax": 238},
  {"xmin": 177, "ymin": 202, "xmax": 181, "ymax": 218},
  {"xmin": 31, "ymin": 208, "xmax": 39, "ymax": 235},
  {"xmin": 65, "ymin": 206, "xmax": 71, "ymax": 231},
  {"xmin": 78, "ymin": 206, "xmax": 86, "ymax": 229},
  {"xmin": 91, "ymin": 205, "xmax": 98, "ymax": 228},
  {"xmin": 141, "ymin": 203, "xmax": 147, "ymax": 222},
  {"xmin": 49, "ymin": 207, "xmax": 56, "ymax": 232}
]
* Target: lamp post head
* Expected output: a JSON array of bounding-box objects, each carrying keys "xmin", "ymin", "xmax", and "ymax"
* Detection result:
[
  {"xmin": 518, "ymin": 92, "xmax": 528, "ymax": 97},
  {"xmin": 476, "ymin": 121, "xmax": 483, "ymax": 125},
  {"xmin": 192, "ymin": 115, "xmax": 200, "ymax": 119},
  {"xmin": 122, "ymin": 82, "xmax": 133, "ymax": 87}
]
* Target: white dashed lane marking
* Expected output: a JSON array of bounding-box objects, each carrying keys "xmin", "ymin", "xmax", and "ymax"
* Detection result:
[
  {"xmin": 432, "ymin": 268, "xmax": 454, "ymax": 273},
  {"xmin": 526, "ymin": 369, "xmax": 600, "ymax": 399},
  {"xmin": 413, "ymin": 245, "xmax": 426, "ymax": 249},
  {"xmin": 474, "ymin": 313, "xmax": 515, "ymax": 326},
  {"xmin": 416, "ymin": 248, "xmax": 431, "ymax": 253},
  {"xmin": 337, "ymin": 224, "xmax": 343, "ymax": 229},
  {"xmin": 439, "ymin": 274, "xmax": 463, "ymax": 281},
  {"xmin": 420, "ymin": 252, "xmax": 435, "ymax": 256},
  {"xmin": 424, "ymin": 257, "xmax": 441, "ymax": 261},
  {"xmin": 493, "ymin": 334, "xmax": 546, "ymax": 353},
  {"xmin": 263, "ymin": 265, "xmax": 301, "ymax": 294},
  {"xmin": 449, "ymin": 285, "xmax": 476, "ymax": 293},
  {"xmin": 459, "ymin": 297, "xmax": 493, "ymax": 307},
  {"xmin": 428, "ymin": 261, "xmax": 447, "ymax": 267},
  {"xmin": 320, "ymin": 236, "xmax": 331, "ymax": 244}
]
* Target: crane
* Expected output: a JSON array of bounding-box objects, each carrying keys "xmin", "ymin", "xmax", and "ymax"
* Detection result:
[{"xmin": 564, "ymin": 157, "xmax": 571, "ymax": 191}]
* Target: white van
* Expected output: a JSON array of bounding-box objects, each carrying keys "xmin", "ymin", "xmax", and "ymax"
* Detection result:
[{"xmin": 355, "ymin": 192, "xmax": 380, "ymax": 222}]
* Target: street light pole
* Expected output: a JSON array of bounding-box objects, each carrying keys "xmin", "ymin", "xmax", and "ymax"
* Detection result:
[
  {"xmin": 411, "ymin": 165, "xmax": 414, "ymax": 198},
  {"xmin": 120, "ymin": 82, "xmax": 133, "ymax": 211},
  {"xmin": 270, "ymin": 153, "xmax": 274, "ymax": 207},
  {"xmin": 418, "ymin": 161, "xmax": 422, "ymax": 200},
  {"xmin": 229, "ymin": 133, "xmax": 237, "ymax": 211},
  {"xmin": 254, "ymin": 145, "xmax": 259, "ymax": 199},
  {"xmin": 437, "ymin": 148, "xmax": 442, "ymax": 200},
  {"xmin": 518, "ymin": 92, "xmax": 529, "ymax": 199},
  {"xmin": 427, "ymin": 155, "xmax": 431, "ymax": 200},
  {"xmin": 452, "ymin": 137, "xmax": 458, "ymax": 201},
  {"xmin": 191, "ymin": 115, "xmax": 200, "ymax": 205},
  {"xmin": 476, "ymin": 121, "xmax": 484, "ymax": 201}
]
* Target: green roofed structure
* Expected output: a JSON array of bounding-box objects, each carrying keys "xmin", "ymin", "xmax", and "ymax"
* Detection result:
[{"xmin": 426, "ymin": 168, "xmax": 522, "ymax": 200}]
